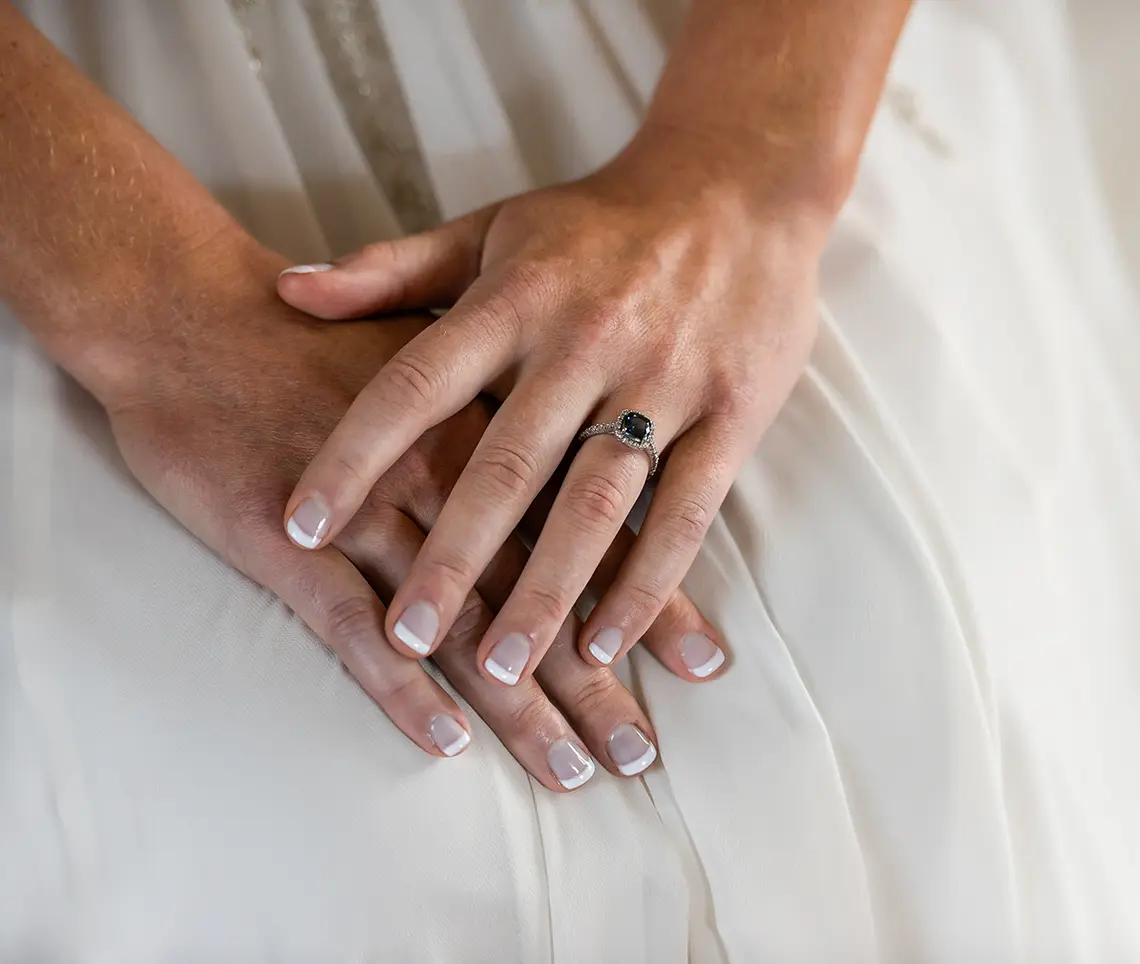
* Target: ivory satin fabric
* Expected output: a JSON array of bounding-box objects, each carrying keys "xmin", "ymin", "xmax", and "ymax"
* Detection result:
[{"xmin": 3, "ymin": 1, "xmax": 1140, "ymax": 961}]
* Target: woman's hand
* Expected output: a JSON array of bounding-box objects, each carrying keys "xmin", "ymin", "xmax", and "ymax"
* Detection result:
[
  {"xmin": 278, "ymin": 133, "xmax": 827, "ymax": 688},
  {"xmin": 101, "ymin": 248, "xmax": 665, "ymax": 791},
  {"xmin": 0, "ymin": 8, "xmax": 682, "ymax": 791}
]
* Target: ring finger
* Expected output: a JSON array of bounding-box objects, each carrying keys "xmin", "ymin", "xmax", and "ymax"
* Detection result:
[{"xmin": 518, "ymin": 472, "xmax": 726, "ymax": 678}]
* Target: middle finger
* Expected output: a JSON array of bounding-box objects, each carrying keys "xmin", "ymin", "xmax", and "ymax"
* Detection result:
[{"xmin": 384, "ymin": 373, "xmax": 596, "ymax": 658}]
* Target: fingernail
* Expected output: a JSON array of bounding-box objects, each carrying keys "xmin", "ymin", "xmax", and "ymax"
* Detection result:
[
  {"xmin": 548, "ymin": 739, "xmax": 595, "ymax": 790},
  {"xmin": 588, "ymin": 627, "xmax": 623, "ymax": 665},
  {"xmin": 484, "ymin": 633, "xmax": 531, "ymax": 686},
  {"xmin": 286, "ymin": 495, "xmax": 331, "ymax": 549},
  {"xmin": 279, "ymin": 263, "xmax": 333, "ymax": 276},
  {"xmin": 393, "ymin": 601, "xmax": 438, "ymax": 656},
  {"xmin": 680, "ymin": 632, "xmax": 726, "ymax": 678},
  {"xmin": 607, "ymin": 723, "xmax": 657, "ymax": 776},
  {"xmin": 429, "ymin": 715, "xmax": 470, "ymax": 757}
]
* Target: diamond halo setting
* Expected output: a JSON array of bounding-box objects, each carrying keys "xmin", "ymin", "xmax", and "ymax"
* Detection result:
[{"xmin": 577, "ymin": 410, "xmax": 659, "ymax": 476}]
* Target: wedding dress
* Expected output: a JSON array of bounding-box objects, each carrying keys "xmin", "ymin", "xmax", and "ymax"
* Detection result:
[{"xmin": 3, "ymin": 1, "xmax": 1139, "ymax": 961}]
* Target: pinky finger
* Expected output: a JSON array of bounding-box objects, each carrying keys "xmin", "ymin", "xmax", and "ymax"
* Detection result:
[
  {"xmin": 582, "ymin": 524, "xmax": 724, "ymax": 681},
  {"xmin": 639, "ymin": 591, "xmax": 727, "ymax": 682}
]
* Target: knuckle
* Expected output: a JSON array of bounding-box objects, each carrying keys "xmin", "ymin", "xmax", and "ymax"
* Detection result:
[
  {"xmin": 645, "ymin": 328, "xmax": 684, "ymax": 376},
  {"xmin": 372, "ymin": 671, "xmax": 423, "ymax": 707},
  {"xmin": 422, "ymin": 549, "xmax": 480, "ymax": 596},
  {"xmin": 336, "ymin": 500, "xmax": 396, "ymax": 549},
  {"xmin": 706, "ymin": 368, "xmax": 751, "ymax": 416},
  {"xmin": 522, "ymin": 581, "xmax": 572, "ymax": 626},
  {"xmin": 359, "ymin": 240, "xmax": 402, "ymax": 284},
  {"xmin": 642, "ymin": 592, "xmax": 693, "ymax": 647},
  {"xmin": 647, "ymin": 591, "xmax": 690, "ymax": 638},
  {"xmin": 384, "ymin": 352, "xmax": 448, "ymax": 409},
  {"xmin": 361, "ymin": 239, "xmax": 394, "ymax": 263},
  {"xmin": 445, "ymin": 594, "xmax": 491, "ymax": 650},
  {"xmin": 568, "ymin": 671, "xmax": 625, "ymax": 718},
  {"xmin": 330, "ymin": 449, "xmax": 371, "ymax": 491},
  {"xmin": 569, "ymin": 297, "xmax": 631, "ymax": 358},
  {"xmin": 623, "ymin": 579, "xmax": 669, "ymax": 619},
  {"xmin": 547, "ymin": 338, "xmax": 605, "ymax": 381},
  {"xmin": 585, "ymin": 296, "xmax": 628, "ymax": 334},
  {"xmin": 324, "ymin": 595, "xmax": 384, "ymax": 656},
  {"xmin": 498, "ymin": 260, "xmax": 561, "ymax": 307},
  {"xmin": 656, "ymin": 592, "xmax": 688, "ymax": 628},
  {"xmin": 506, "ymin": 692, "xmax": 552, "ymax": 736},
  {"xmin": 470, "ymin": 437, "xmax": 541, "ymax": 499},
  {"xmin": 469, "ymin": 278, "xmax": 533, "ymax": 338},
  {"xmin": 660, "ymin": 494, "xmax": 714, "ymax": 550},
  {"xmin": 213, "ymin": 500, "xmax": 266, "ymax": 569},
  {"xmin": 705, "ymin": 345, "xmax": 773, "ymax": 413},
  {"xmin": 563, "ymin": 472, "xmax": 629, "ymax": 530}
]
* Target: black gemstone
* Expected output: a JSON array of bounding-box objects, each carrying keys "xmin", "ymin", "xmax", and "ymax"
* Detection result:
[{"xmin": 621, "ymin": 411, "xmax": 651, "ymax": 442}]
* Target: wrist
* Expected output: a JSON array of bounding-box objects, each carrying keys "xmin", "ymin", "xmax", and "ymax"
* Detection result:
[
  {"xmin": 633, "ymin": 0, "xmax": 912, "ymax": 227},
  {"xmin": 637, "ymin": 116, "xmax": 853, "ymax": 220},
  {"xmin": 606, "ymin": 121, "xmax": 844, "ymax": 254},
  {"xmin": 52, "ymin": 227, "xmax": 288, "ymax": 412}
]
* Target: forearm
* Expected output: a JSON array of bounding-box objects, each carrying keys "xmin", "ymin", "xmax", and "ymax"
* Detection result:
[
  {"xmin": 638, "ymin": 0, "xmax": 912, "ymax": 216},
  {"xmin": 0, "ymin": 1, "xmax": 270, "ymax": 403}
]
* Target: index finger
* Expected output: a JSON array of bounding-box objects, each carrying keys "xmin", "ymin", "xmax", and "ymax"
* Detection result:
[{"xmin": 283, "ymin": 287, "xmax": 519, "ymax": 552}]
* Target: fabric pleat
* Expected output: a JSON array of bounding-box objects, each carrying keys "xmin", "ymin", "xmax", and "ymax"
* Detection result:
[{"xmin": 3, "ymin": 1, "xmax": 1140, "ymax": 960}]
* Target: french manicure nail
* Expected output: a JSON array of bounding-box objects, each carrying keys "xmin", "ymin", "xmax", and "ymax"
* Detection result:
[
  {"xmin": 429, "ymin": 715, "xmax": 470, "ymax": 757},
  {"xmin": 393, "ymin": 601, "xmax": 438, "ymax": 656},
  {"xmin": 484, "ymin": 633, "xmax": 531, "ymax": 686},
  {"xmin": 607, "ymin": 723, "xmax": 657, "ymax": 777},
  {"xmin": 548, "ymin": 739, "xmax": 595, "ymax": 790},
  {"xmin": 680, "ymin": 632, "xmax": 726, "ymax": 678},
  {"xmin": 279, "ymin": 263, "xmax": 334, "ymax": 276},
  {"xmin": 588, "ymin": 627, "xmax": 623, "ymax": 665},
  {"xmin": 286, "ymin": 496, "xmax": 331, "ymax": 549}
]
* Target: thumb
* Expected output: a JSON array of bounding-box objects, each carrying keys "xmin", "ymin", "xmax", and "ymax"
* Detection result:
[{"xmin": 277, "ymin": 207, "xmax": 496, "ymax": 320}]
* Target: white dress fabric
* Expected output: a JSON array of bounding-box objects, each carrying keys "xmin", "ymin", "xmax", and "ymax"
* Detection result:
[{"xmin": 2, "ymin": 1, "xmax": 1139, "ymax": 961}]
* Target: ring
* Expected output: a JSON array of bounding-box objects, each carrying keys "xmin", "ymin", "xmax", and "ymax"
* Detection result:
[{"xmin": 577, "ymin": 410, "xmax": 660, "ymax": 476}]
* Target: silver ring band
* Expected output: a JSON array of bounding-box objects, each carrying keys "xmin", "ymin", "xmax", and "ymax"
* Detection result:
[{"xmin": 577, "ymin": 410, "xmax": 659, "ymax": 476}]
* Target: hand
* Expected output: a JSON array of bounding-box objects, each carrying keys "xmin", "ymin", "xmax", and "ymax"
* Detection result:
[
  {"xmin": 101, "ymin": 248, "xmax": 661, "ymax": 791},
  {"xmin": 278, "ymin": 132, "xmax": 827, "ymax": 688}
]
